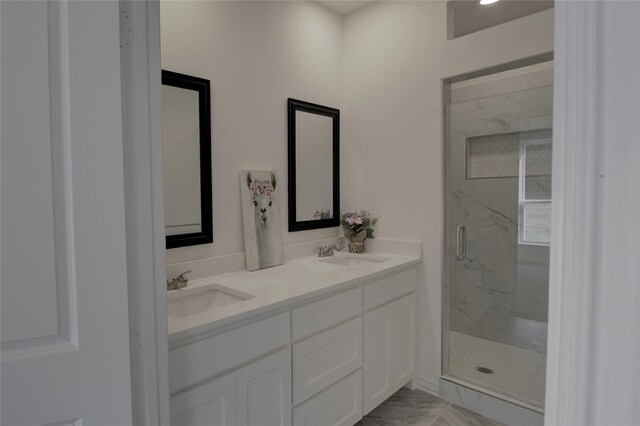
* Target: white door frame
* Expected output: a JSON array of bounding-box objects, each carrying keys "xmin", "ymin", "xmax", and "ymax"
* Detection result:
[
  {"xmin": 120, "ymin": 1, "xmax": 170, "ymax": 425},
  {"xmin": 546, "ymin": 1, "xmax": 640, "ymax": 425}
]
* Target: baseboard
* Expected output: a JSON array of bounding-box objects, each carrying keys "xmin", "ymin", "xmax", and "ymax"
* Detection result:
[{"xmin": 410, "ymin": 376, "xmax": 440, "ymax": 397}]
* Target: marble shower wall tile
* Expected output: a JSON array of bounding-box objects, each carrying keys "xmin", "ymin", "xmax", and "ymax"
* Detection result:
[{"xmin": 448, "ymin": 186, "xmax": 520, "ymax": 345}]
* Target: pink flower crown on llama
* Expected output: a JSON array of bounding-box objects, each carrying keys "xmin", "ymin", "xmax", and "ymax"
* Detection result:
[{"xmin": 249, "ymin": 180, "xmax": 275, "ymax": 200}]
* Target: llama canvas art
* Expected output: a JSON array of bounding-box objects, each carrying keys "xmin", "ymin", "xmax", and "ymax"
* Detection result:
[{"xmin": 240, "ymin": 170, "xmax": 284, "ymax": 271}]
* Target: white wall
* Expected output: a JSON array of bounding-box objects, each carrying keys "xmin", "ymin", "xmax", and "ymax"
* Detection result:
[
  {"xmin": 160, "ymin": 1, "xmax": 344, "ymax": 265},
  {"xmin": 342, "ymin": 3, "xmax": 554, "ymax": 390}
]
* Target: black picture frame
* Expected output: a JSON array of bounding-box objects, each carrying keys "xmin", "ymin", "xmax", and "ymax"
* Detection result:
[
  {"xmin": 162, "ymin": 70, "xmax": 213, "ymax": 249},
  {"xmin": 287, "ymin": 98, "xmax": 340, "ymax": 232}
]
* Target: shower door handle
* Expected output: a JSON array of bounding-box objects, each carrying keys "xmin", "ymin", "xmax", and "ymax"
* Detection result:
[{"xmin": 456, "ymin": 225, "xmax": 466, "ymax": 260}]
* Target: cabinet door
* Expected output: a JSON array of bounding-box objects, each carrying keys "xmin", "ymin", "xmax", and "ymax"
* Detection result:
[
  {"xmin": 363, "ymin": 293, "xmax": 417, "ymax": 414},
  {"xmin": 292, "ymin": 318, "xmax": 363, "ymax": 405},
  {"xmin": 390, "ymin": 293, "xmax": 417, "ymax": 389},
  {"xmin": 363, "ymin": 301, "xmax": 392, "ymax": 413},
  {"xmin": 236, "ymin": 348, "xmax": 292, "ymax": 426},
  {"xmin": 170, "ymin": 371, "xmax": 237, "ymax": 426}
]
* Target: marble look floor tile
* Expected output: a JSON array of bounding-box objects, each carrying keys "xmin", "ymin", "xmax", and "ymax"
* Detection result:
[
  {"xmin": 431, "ymin": 404, "xmax": 505, "ymax": 426},
  {"xmin": 360, "ymin": 388, "xmax": 506, "ymax": 426},
  {"xmin": 364, "ymin": 388, "xmax": 449, "ymax": 426},
  {"xmin": 359, "ymin": 419, "xmax": 383, "ymax": 426}
]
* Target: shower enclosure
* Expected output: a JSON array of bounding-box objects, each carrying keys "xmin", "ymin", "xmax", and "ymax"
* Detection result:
[{"xmin": 443, "ymin": 58, "xmax": 553, "ymax": 411}]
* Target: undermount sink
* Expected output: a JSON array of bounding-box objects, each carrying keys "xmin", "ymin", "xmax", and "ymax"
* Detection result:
[
  {"xmin": 319, "ymin": 255, "xmax": 389, "ymax": 267},
  {"xmin": 168, "ymin": 283, "xmax": 254, "ymax": 319}
]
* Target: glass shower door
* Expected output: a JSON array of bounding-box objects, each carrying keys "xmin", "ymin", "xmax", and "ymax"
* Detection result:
[{"xmin": 443, "ymin": 61, "xmax": 553, "ymax": 410}]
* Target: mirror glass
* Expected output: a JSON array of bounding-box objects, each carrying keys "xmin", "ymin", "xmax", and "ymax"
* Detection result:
[
  {"xmin": 163, "ymin": 85, "xmax": 202, "ymax": 235},
  {"xmin": 287, "ymin": 99, "xmax": 339, "ymax": 232},
  {"xmin": 295, "ymin": 111, "xmax": 334, "ymax": 222},
  {"xmin": 162, "ymin": 70, "xmax": 213, "ymax": 248}
]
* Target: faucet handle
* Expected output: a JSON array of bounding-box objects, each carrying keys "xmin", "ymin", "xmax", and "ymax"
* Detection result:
[
  {"xmin": 177, "ymin": 270, "xmax": 192, "ymax": 280},
  {"xmin": 167, "ymin": 270, "xmax": 192, "ymax": 290},
  {"xmin": 175, "ymin": 270, "xmax": 192, "ymax": 286}
]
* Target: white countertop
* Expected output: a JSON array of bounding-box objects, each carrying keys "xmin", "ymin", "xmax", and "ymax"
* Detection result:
[{"xmin": 167, "ymin": 252, "xmax": 421, "ymax": 342}]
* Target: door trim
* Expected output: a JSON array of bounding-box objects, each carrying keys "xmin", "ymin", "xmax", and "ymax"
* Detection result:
[
  {"xmin": 120, "ymin": 1, "xmax": 170, "ymax": 425},
  {"xmin": 546, "ymin": 2, "xmax": 640, "ymax": 424}
]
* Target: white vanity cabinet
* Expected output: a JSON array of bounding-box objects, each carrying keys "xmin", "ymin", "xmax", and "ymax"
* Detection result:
[
  {"xmin": 363, "ymin": 293, "xmax": 417, "ymax": 414},
  {"xmin": 291, "ymin": 287, "xmax": 363, "ymax": 407},
  {"xmin": 290, "ymin": 287, "xmax": 365, "ymax": 426},
  {"xmin": 236, "ymin": 348, "xmax": 292, "ymax": 426},
  {"xmin": 362, "ymin": 268, "xmax": 418, "ymax": 414},
  {"xmin": 292, "ymin": 317, "xmax": 363, "ymax": 405},
  {"xmin": 289, "ymin": 269, "xmax": 417, "ymax": 425},
  {"xmin": 170, "ymin": 348, "xmax": 291, "ymax": 426},
  {"xmin": 170, "ymin": 371, "xmax": 237, "ymax": 426},
  {"xmin": 292, "ymin": 369, "xmax": 363, "ymax": 426},
  {"xmin": 168, "ymin": 262, "xmax": 419, "ymax": 426},
  {"xmin": 169, "ymin": 312, "xmax": 292, "ymax": 426}
]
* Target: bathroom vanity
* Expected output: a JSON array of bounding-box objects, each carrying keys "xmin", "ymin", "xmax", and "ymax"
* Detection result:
[{"xmin": 167, "ymin": 252, "xmax": 420, "ymax": 426}]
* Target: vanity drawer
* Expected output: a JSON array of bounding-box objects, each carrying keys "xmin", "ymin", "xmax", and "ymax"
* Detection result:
[
  {"xmin": 292, "ymin": 287, "xmax": 362, "ymax": 340},
  {"xmin": 292, "ymin": 317, "xmax": 362, "ymax": 405},
  {"xmin": 363, "ymin": 268, "xmax": 417, "ymax": 311},
  {"xmin": 169, "ymin": 312, "xmax": 290, "ymax": 393},
  {"xmin": 292, "ymin": 369, "xmax": 363, "ymax": 426}
]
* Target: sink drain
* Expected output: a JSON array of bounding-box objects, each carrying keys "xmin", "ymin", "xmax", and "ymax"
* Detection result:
[{"xmin": 476, "ymin": 366, "xmax": 494, "ymax": 374}]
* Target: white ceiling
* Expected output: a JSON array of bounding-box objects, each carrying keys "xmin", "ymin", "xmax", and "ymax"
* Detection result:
[{"xmin": 316, "ymin": 1, "xmax": 376, "ymax": 15}]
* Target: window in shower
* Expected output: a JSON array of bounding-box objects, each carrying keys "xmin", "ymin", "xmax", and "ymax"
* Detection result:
[
  {"xmin": 519, "ymin": 139, "xmax": 552, "ymax": 245},
  {"xmin": 465, "ymin": 129, "xmax": 552, "ymax": 243}
]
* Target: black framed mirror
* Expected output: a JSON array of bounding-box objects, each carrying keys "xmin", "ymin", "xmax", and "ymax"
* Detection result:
[
  {"xmin": 162, "ymin": 70, "xmax": 213, "ymax": 248},
  {"xmin": 287, "ymin": 98, "xmax": 340, "ymax": 232}
]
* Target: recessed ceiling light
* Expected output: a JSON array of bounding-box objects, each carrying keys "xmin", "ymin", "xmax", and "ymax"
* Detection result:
[{"xmin": 479, "ymin": 0, "xmax": 500, "ymax": 5}]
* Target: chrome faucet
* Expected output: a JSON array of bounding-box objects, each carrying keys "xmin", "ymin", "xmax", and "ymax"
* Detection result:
[
  {"xmin": 167, "ymin": 270, "xmax": 191, "ymax": 291},
  {"xmin": 317, "ymin": 244, "xmax": 341, "ymax": 257}
]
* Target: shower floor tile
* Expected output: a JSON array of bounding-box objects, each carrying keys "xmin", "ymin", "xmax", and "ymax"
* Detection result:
[{"xmin": 447, "ymin": 331, "xmax": 546, "ymax": 407}]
